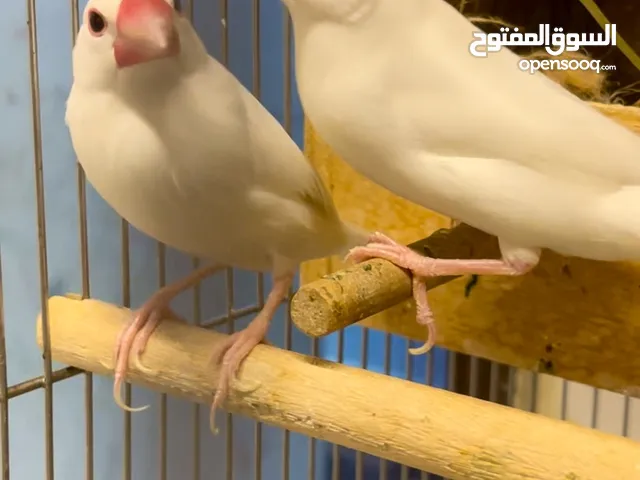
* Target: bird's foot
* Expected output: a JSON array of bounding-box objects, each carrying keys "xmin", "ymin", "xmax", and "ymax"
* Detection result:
[
  {"xmin": 208, "ymin": 317, "xmax": 270, "ymax": 434},
  {"xmin": 345, "ymin": 232, "xmax": 534, "ymax": 356},
  {"xmin": 113, "ymin": 301, "xmax": 184, "ymax": 412},
  {"xmin": 112, "ymin": 263, "xmax": 225, "ymax": 413},
  {"xmin": 346, "ymin": 232, "xmax": 439, "ymax": 356},
  {"xmin": 130, "ymin": 307, "xmax": 188, "ymax": 371},
  {"xmin": 345, "ymin": 231, "xmax": 423, "ymax": 268},
  {"xmin": 206, "ymin": 272, "xmax": 292, "ymax": 434}
]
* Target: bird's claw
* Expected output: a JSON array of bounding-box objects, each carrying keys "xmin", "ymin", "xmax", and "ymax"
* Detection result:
[
  {"xmin": 345, "ymin": 231, "xmax": 419, "ymax": 270},
  {"xmin": 346, "ymin": 233, "xmax": 438, "ymax": 357},
  {"xmin": 208, "ymin": 323, "xmax": 269, "ymax": 434},
  {"xmin": 112, "ymin": 305, "xmax": 181, "ymax": 413}
]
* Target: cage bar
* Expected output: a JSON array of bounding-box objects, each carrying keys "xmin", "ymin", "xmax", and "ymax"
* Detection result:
[
  {"xmin": 0, "ymin": 248, "xmax": 9, "ymax": 480},
  {"xmin": 191, "ymin": 256, "xmax": 201, "ymax": 480},
  {"xmin": 120, "ymin": 220, "xmax": 132, "ymax": 480},
  {"xmin": 69, "ymin": 0, "xmax": 95, "ymax": 477},
  {"xmin": 25, "ymin": 0, "xmax": 55, "ymax": 477},
  {"xmin": 159, "ymin": 244, "xmax": 168, "ymax": 480}
]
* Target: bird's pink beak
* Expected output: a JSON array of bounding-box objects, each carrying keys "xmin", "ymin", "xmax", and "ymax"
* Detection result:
[{"xmin": 114, "ymin": 0, "xmax": 180, "ymax": 68}]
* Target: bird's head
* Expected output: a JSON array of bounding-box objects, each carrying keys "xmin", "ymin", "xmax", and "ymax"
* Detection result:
[{"xmin": 73, "ymin": 0, "xmax": 181, "ymax": 86}]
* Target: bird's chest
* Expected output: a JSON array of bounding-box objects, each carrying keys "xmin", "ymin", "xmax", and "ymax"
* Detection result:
[
  {"xmin": 78, "ymin": 113, "xmax": 185, "ymax": 204},
  {"xmin": 71, "ymin": 105, "xmax": 236, "ymax": 251},
  {"xmin": 301, "ymin": 72, "xmax": 395, "ymax": 168},
  {"xmin": 296, "ymin": 37, "xmax": 403, "ymax": 174},
  {"xmin": 82, "ymin": 133, "xmax": 199, "ymax": 236}
]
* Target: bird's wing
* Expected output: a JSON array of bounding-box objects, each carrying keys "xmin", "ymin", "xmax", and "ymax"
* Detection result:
[
  {"xmin": 183, "ymin": 56, "xmax": 340, "ymax": 229},
  {"xmin": 243, "ymin": 103, "xmax": 355, "ymax": 261},
  {"xmin": 242, "ymin": 86, "xmax": 342, "ymax": 226},
  {"xmin": 401, "ymin": 2, "xmax": 640, "ymax": 187},
  {"xmin": 195, "ymin": 62, "xmax": 348, "ymax": 259}
]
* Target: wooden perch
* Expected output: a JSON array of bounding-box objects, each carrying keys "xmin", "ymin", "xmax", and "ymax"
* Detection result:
[
  {"xmin": 292, "ymin": 224, "xmax": 640, "ymax": 396},
  {"xmin": 292, "ymin": 223, "xmax": 496, "ymax": 337},
  {"xmin": 36, "ymin": 295, "xmax": 640, "ymax": 479}
]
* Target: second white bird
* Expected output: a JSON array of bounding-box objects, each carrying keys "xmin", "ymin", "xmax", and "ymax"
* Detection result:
[{"xmin": 283, "ymin": 0, "xmax": 640, "ymax": 353}]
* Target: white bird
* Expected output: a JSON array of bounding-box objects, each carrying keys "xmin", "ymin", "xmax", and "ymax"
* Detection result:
[
  {"xmin": 282, "ymin": 0, "xmax": 640, "ymax": 354},
  {"xmin": 65, "ymin": 0, "xmax": 366, "ymax": 430}
]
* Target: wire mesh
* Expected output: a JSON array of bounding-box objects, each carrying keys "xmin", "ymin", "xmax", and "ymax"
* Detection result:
[{"xmin": 0, "ymin": 0, "xmax": 638, "ymax": 479}]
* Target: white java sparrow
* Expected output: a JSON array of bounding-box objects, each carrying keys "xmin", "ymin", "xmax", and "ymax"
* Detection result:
[
  {"xmin": 283, "ymin": 0, "xmax": 640, "ymax": 354},
  {"xmin": 66, "ymin": 0, "xmax": 367, "ymax": 429}
]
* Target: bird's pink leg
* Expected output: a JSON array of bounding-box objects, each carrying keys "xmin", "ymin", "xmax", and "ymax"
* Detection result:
[
  {"xmin": 208, "ymin": 272, "xmax": 293, "ymax": 433},
  {"xmin": 113, "ymin": 263, "xmax": 225, "ymax": 412},
  {"xmin": 346, "ymin": 232, "xmax": 537, "ymax": 355}
]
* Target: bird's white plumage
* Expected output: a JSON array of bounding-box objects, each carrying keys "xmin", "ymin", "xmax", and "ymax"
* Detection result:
[
  {"xmin": 66, "ymin": 0, "xmax": 364, "ymax": 275},
  {"xmin": 285, "ymin": 0, "xmax": 640, "ymax": 262}
]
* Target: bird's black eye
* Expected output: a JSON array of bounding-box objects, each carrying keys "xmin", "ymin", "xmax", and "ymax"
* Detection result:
[{"xmin": 88, "ymin": 9, "xmax": 107, "ymax": 36}]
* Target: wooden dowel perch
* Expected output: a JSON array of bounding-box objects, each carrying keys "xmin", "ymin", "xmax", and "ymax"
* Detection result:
[
  {"xmin": 291, "ymin": 223, "xmax": 497, "ymax": 337},
  {"xmin": 36, "ymin": 295, "xmax": 640, "ymax": 479},
  {"xmin": 291, "ymin": 224, "xmax": 640, "ymax": 395}
]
